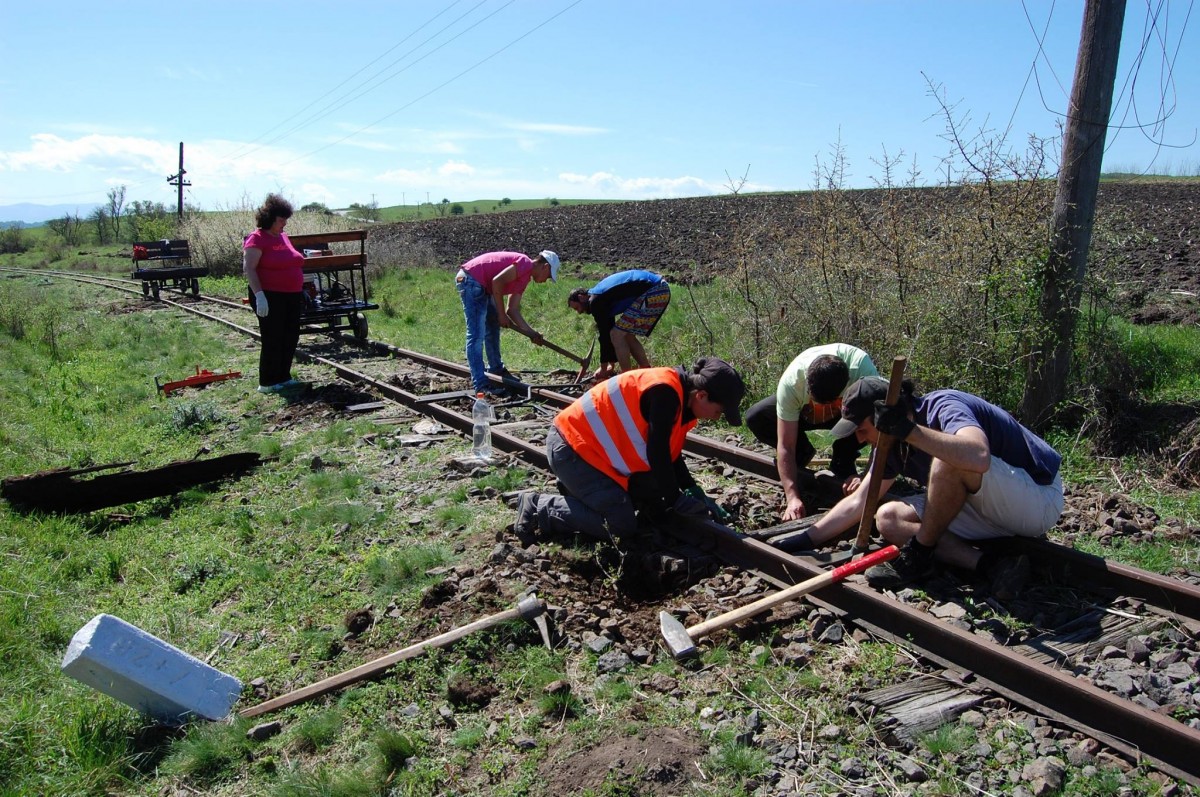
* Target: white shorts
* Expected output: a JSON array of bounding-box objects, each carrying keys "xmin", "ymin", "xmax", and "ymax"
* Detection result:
[{"xmin": 898, "ymin": 455, "xmax": 1064, "ymax": 541}]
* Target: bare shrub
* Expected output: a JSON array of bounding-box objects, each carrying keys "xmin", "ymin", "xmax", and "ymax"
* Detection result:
[{"xmin": 697, "ymin": 121, "xmax": 1060, "ymax": 409}]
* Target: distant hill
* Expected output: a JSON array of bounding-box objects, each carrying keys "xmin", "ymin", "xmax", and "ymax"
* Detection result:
[{"xmin": 0, "ymin": 202, "xmax": 102, "ymax": 226}]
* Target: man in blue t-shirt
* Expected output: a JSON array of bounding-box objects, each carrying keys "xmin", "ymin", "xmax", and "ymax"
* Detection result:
[
  {"xmin": 568, "ymin": 269, "xmax": 670, "ymax": 380},
  {"xmin": 788, "ymin": 376, "xmax": 1064, "ymax": 597}
]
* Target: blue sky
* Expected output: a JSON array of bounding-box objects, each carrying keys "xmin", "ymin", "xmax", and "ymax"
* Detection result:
[{"xmin": 1, "ymin": 1, "xmax": 1197, "ymax": 213}]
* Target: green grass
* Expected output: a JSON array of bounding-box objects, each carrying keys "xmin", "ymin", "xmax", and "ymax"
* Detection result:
[{"xmin": 3, "ymin": 248, "xmax": 1200, "ymax": 796}]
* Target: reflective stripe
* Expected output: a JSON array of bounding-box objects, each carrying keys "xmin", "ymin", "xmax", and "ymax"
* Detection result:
[
  {"xmin": 607, "ymin": 377, "xmax": 649, "ymax": 469},
  {"xmin": 578, "ymin": 380, "xmax": 649, "ymax": 476}
]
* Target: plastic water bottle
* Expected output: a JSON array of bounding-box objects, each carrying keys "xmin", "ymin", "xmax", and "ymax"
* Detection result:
[{"xmin": 472, "ymin": 393, "xmax": 494, "ymax": 462}]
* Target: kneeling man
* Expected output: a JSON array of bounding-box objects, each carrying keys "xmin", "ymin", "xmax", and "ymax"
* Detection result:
[{"xmin": 789, "ymin": 377, "xmax": 1064, "ymax": 596}]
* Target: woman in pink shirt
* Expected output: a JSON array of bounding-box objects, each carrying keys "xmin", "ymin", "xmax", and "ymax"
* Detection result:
[{"xmin": 243, "ymin": 194, "xmax": 306, "ymax": 393}]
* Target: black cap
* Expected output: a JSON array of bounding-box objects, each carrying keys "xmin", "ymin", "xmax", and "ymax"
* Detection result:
[
  {"xmin": 830, "ymin": 376, "xmax": 889, "ymax": 438},
  {"xmin": 693, "ymin": 356, "xmax": 746, "ymax": 426}
]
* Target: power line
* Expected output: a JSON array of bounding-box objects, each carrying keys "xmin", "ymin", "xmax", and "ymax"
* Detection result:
[
  {"xmin": 238, "ymin": 0, "xmax": 508, "ymax": 161},
  {"xmin": 223, "ymin": 0, "xmax": 496, "ymax": 164},
  {"xmin": 280, "ymin": 0, "xmax": 586, "ymax": 167}
]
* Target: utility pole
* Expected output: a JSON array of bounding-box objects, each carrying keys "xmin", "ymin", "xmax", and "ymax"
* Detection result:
[
  {"xmin": 1018, "ymin": 0, "xmax": 1126, "ymax": 428},
  {"xmin": 166, "ymin": 142, "xmax": 191, "ymax": 220}
]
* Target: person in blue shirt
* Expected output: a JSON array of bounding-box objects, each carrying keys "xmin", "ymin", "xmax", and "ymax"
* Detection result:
[
  {"xmin": 568, "ymin": 269, "xmax": 670, "ymax": 380},
  {"xmin": 789, "ymin": 377, "xmax": 1064, "ymax": 598}
]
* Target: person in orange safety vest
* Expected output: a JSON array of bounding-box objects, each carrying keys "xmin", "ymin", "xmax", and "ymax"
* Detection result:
[{"xmin": 512, "ymin": 356, "xmax": 746, "ymax": 542}]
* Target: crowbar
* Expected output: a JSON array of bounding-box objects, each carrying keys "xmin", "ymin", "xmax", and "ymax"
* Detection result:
[
  {"xmin": 659, "ymin": 545, "xmax": 899, "ymax": 658},
  {"xmin": 850, "ymin": 356, "xmax": 907, "ymax": 557},
  {"xmin": 240, "ymin": 594, "xmax": 548, "ymax": 718}
]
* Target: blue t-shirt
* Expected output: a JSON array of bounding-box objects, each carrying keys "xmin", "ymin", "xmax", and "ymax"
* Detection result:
[
  {"xmin": 882, "ymin": 390, "xmax": 1061, "ymax": 486},
  {"xmin": 589, "ymin": 269, "xmax": 664, "ymax": 316}
]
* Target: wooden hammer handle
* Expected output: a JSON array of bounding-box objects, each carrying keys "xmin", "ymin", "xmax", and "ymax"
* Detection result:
[
  {"xmin": 686, "ymin": 546, "xmax": 899, "ymax": 641},
  {"xmin": 240, "ymin": 601, "xmax": 538, "ymax": 718},
  {"xmin": 852, "ymin": 356, "xmax": 907, "ymax": 553}
]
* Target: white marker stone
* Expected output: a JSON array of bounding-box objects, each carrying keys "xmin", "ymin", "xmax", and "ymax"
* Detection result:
[{"xmin": 61, "ymin": 614, "xmax": 242, "ymax": 724}]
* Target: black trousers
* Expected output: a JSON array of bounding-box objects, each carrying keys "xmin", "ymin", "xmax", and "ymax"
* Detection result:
[
  {"xmin": 745, "ymin": 394, "xmax": 864, "ymax": 478},
  {"xmin": 254, "ymin": 290, "xmax": 303, "ymax": 387}
]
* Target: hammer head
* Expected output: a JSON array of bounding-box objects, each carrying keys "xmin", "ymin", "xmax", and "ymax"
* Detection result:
[
  {"xmin": 659, "ymin": 610, "xmax": 697, "ymax": 659},
  {"xmin": 517, "ymin": 593, "xmax": 553, "ymax": 649}
]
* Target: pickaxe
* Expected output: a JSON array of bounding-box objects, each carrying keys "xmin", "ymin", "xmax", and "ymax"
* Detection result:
[
  {"xmin": 659, "ymin": 545, "xmax": 899, "ymax": 659},
  {"xmin": 851, "ymin": 356, "xmax": 908, "ymax": 557},
  {"xmin": 241, "ymin": 594, "xmax": 550, "ymax": 719},
  {"xmin": 516, "ymin": 328, "xmax": 592, "ymax": 383}
]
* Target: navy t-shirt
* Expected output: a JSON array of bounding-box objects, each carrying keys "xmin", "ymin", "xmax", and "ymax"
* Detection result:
[{"xmin": 881, "ymin": 390, "xmax": 1061, "ymax": 486}]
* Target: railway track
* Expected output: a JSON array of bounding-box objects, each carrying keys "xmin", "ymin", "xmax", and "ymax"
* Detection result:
[{"xmin": 7, "ymin": 266, "xmax": 1200, "ymax": 785}]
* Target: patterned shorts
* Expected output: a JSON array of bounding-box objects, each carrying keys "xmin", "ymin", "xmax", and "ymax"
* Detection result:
[{"xmin": 614, "ymin": 282, "xmax": 671, "ymax": 337}]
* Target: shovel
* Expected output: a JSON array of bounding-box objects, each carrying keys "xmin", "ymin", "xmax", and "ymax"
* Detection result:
[
  {"xmin": 850, "ymin": 356, "xmax": 907, "ymax": 557},
  {"xmin": 659, "ymin": 545, "xmax": 899, "ymax": 659}
]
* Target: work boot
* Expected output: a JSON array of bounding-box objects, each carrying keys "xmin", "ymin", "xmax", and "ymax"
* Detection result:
[
  {"xmin": 866, "ymin": 539, "xmax": 937, "ymax": 590},
  {"xmin": 487, "ymin": 367, "xmax": 519, "ymax": 382},
  {"xmin": 512, "ymin": 491, "xmax": 541, "ymax": 544},
  {"xmin": 988, "ymin": 554, "xmax": 1031, "ymax": 601}
]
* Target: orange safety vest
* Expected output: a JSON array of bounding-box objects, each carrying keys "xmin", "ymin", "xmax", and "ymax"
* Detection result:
[{"xmin": 553, "ymin": 368, "xmax": 696, "ymax": 489}]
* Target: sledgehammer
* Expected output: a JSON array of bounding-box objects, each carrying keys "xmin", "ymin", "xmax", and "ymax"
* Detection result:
[
  {"xmin": 241, "ymin": 594, "xmax": 548, "ymax": 718},
  {"xmin": 659, "ymin": 545, "xmax": 899, "ymax": 659}
]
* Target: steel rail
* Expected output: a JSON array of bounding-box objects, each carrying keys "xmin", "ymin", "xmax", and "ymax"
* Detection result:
[{"xmin": 669, "ymin": 515, "xmax": 1200, "ymax": 785}]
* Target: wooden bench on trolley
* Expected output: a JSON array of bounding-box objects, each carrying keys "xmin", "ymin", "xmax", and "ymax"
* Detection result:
[
  {"xmin": 287, "ymin": 230, "xmax": 377, "ymax": 341},
  {"xmin": 131, "ymin": 239, "xmax": 208, "ymax": 299}
]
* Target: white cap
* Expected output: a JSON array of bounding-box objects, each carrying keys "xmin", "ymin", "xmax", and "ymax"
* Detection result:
[{"xmin": 540, "ymin": 250, "xmax": 561, "ymax": 282}]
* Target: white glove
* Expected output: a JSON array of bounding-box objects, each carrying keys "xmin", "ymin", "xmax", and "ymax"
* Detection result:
[{"xmin": 254, "ymin": 291, "xmax": 269, "ymax": 317}]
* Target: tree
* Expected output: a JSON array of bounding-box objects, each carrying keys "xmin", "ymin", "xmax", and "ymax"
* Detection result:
[
  {"xmin": 500, "ymin": 197, "xmax": 512, "ymax": 206},
  {"xmin": 301, "ymin": 202, "xmax": 332, "ymax": 215},
  {"xmin": 46, "ymin": 213, "xmax": 83, "ymax": 246},
  {"xmin": 450, "ymin": 203, "xmax": 465, "ymax": 215},
  {"xmin": 88, "ymin": 207, "xmax": 111, "ymax": 244},
  {"xmin": 107, "ymin": 186, "xmax": 126, "ymax": 242},
  {"xmin": 0, "ymin": 224, "xmax": 28, "ymax": 254}
]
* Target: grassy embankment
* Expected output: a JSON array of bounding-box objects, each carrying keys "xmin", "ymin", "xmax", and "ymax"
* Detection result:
[{"xmin": 2, "ymin": 199, "xmax": 1199, "ymax": 796}]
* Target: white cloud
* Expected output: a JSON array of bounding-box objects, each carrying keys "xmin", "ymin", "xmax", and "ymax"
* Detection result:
[
  {"xmin": 557, "ymin": 171, "xmax": 726, "ymax": 198},
  {"xmin": 438, "ymin": 160, "xmax": 475, "ymax": 177},
  {"xmin": 506, "ymin": 121, "xmax": 607, "ymax": 135}
]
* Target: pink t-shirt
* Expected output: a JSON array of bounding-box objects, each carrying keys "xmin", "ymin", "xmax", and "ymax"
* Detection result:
[
  {"xmin": 244, "ymin": 229, "xmax": 305, "ymax": 293},
  {"xmin": 461, "ymin": 251, "xmax": 533, "ymax": 296}
]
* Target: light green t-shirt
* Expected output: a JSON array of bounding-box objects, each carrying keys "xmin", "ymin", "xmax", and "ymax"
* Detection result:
[{"xmin": 775, "ymin": 343, "xmax": 878, "ymax": 422}]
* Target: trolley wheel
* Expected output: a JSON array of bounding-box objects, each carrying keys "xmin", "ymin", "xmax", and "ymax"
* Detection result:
[
  {"xmin": 191, "ymin": 278, "xmax": 200, "ymax": 297},
  {"xmin": 353, "ymin": 313, "xmax": 368, "ymax": 342},
  {"xmin": 151, "ymin": 283, "xmax": 160, "ymax": 301},
  {"xmin": 141, "ymin": 282, "xmax": 150, "ymax": 297}
]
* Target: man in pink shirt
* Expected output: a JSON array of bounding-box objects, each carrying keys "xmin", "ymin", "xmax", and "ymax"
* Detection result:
[{"xmin": 456, "ymin": 250, "xmax": 560, "ymax": 393}]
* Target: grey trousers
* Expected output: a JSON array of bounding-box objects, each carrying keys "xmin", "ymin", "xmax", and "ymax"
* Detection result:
[{"xmin": 532, "ymin": 426, "xmax": 638, "ymax": 540}]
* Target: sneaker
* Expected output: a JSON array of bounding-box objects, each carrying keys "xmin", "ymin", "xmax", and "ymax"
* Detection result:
[
  {"xmin": 257, "ymin": 383, "xmax": 284, "ymax": 394},
  {"xmin": 989, "ymin": 554, "xmax": 1031, "ymax": 601},
  {"xmin": 487, "ymin": 367, "xmax": 519, "ymax": 381},
  {"xmin": 513, "ymin": 491, "xmax": 541, "ymax": 536},
  {"xmin": 866, "ymin": 542, "xmax": 937, "ymax": 590}
]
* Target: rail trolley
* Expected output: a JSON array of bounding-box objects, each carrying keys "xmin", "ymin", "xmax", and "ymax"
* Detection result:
[
  {"xmin": 131, "ymin": 239, "xmax": 208, "ymax": 299},
  {"xmin": 287, "ymin": 230, "xmax": 377, "ymax": 341}
]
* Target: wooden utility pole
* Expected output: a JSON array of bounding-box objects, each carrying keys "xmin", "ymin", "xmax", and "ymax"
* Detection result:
[
  {"xmin": 1019, "ymin": 0, "xmax": 1126, "ymax": 427},
  {"xmin": 166, "ymin": 142, "xmax": 191, "ymax": 219}
]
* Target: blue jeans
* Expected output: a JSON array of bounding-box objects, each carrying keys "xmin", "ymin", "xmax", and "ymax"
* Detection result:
[{"xmin": 456, "ymin": 272, "xmax": 504, "ymax": 391}]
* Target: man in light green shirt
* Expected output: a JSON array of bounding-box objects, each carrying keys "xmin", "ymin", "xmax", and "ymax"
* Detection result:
[{"xmin": 745, "ymin": 343, "xmax": 878, "ymax": 521}]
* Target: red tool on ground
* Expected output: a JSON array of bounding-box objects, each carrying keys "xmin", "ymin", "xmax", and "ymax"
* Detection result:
[{"xmin": 156, "ymin": 367, "xmax": 242, "ymax": 395}]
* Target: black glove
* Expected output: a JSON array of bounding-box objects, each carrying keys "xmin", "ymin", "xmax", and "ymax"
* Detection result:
[
  {"xmin": 671, "ymin": 493, "xmax": 711, "ymax": 519},
  {"xmin": 873, "ymin": 399, "xmax": 915, "ymax": 440}
]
